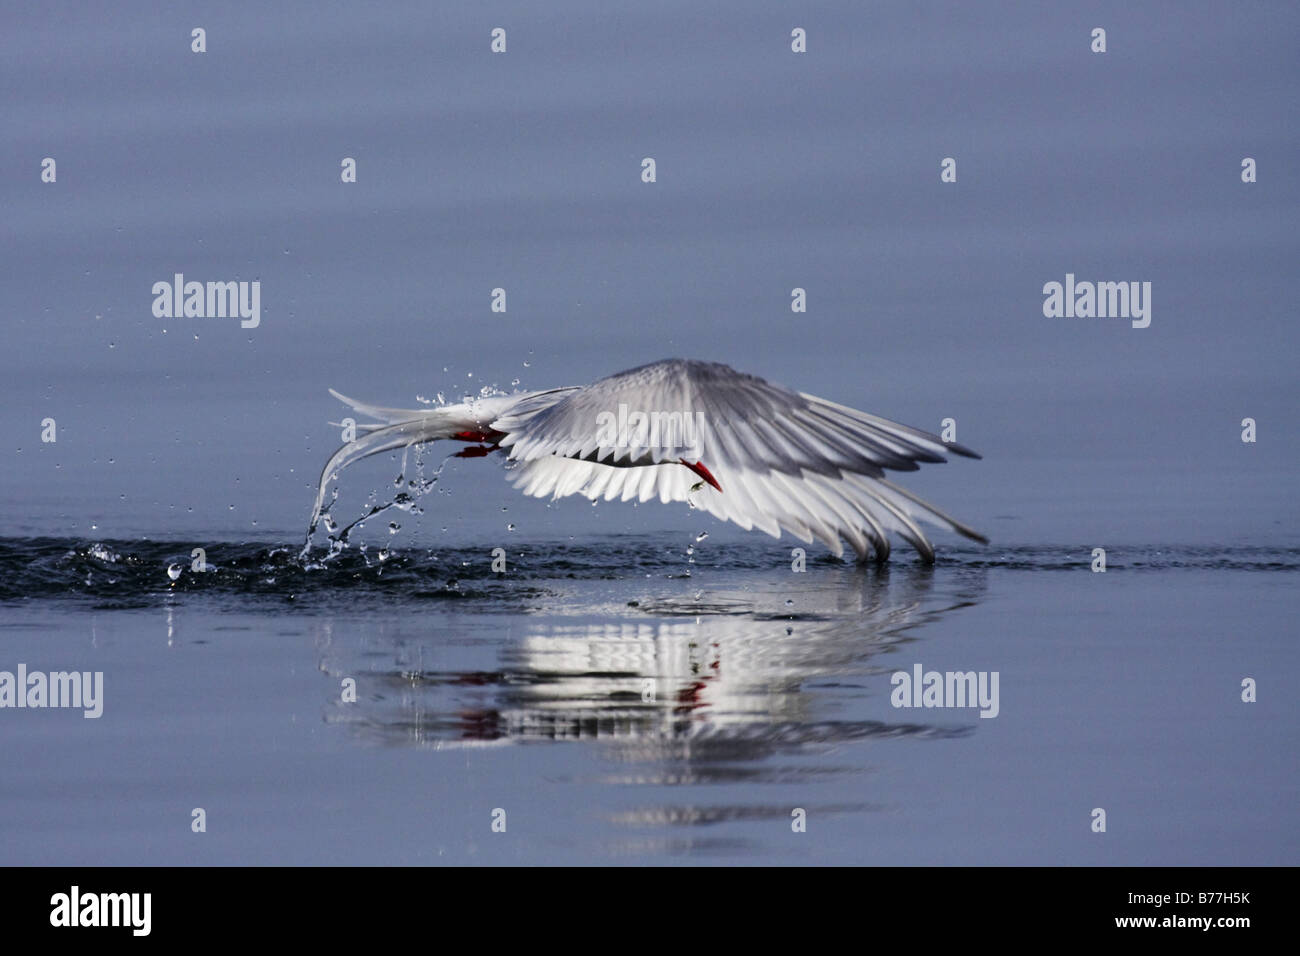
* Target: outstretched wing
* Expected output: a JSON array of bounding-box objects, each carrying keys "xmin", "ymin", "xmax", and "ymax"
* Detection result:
[{"xmin": 492, "ymin": 359, "xmax": 985, "ymax": 562}]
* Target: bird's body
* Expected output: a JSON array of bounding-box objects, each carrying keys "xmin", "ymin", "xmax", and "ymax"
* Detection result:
[{"xmin": 310, "ymin": 359, "xmax": 986, "ymax": 563}]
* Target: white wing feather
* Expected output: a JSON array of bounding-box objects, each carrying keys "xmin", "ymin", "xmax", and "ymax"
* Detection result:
[{"xmin": 495, "ymin": 359, "xmax": 985, "ymax": 562}]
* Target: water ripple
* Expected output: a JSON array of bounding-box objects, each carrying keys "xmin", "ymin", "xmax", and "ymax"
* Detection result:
[{"xmin": 0, "ymin": 536, "xmax": 1293, "ymax": 607}]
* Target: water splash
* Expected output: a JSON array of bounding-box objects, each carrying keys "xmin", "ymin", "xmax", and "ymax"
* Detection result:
[
  {"xmin": 302, "ymin": 443, "xmax": 451, "ymax": 561},
  {"xmin": 0, "ymin": 539, "xmax": 1294, "ymax": 608}
]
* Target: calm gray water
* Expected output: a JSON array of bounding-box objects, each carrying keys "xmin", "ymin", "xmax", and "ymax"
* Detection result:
[{"xmin": 1, "ymin": 2, "xmax": 1296, "ymax": 865}]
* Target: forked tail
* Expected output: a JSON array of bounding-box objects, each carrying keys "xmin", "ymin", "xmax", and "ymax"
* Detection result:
[
  {"xmin": 304, "ymin": 390, "xmax": 523, "ymax": 553},
  {"xmin": 304, "ymin": 392, "xmax": 458, "ymax": 548}
]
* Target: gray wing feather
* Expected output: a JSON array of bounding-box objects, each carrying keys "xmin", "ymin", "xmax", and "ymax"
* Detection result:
[{"xmin": 493, "ymin": 359, "xmax": 984, "ymax": 562}]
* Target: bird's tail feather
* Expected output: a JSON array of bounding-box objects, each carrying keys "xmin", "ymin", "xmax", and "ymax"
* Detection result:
[
  {"xmin": 307, "ymin": 394, "xmax": 463, "ymax": 544},
  {"xmin": 328, "ymin": 388, "xmax": 441, "ymax": 425},
  {"xmin": 307, "ymin": 418, "xmax": 447, "ymax": 540}
]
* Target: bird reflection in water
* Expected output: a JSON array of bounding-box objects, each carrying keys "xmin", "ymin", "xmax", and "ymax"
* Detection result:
[{"xmin": 315, "ymin": 564, "xmax": 987, "ymax": 785}]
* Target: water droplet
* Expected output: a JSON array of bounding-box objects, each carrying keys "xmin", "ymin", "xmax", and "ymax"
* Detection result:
[
  {"xmin": 388, "ymin": 522, "xmax": 400, "ymax": 534},
  {"xmin": 696, "ymin": 531, "xmax": 709, "ymax": 542},
  {"xmin": 167, "ymin": 564, "xmax": 182, "ymax": 581},
  {"xmin": 507, "ymin": 523, "xmax": 516, "ymax": 531},
  {"xmin": 377, "ymin": 548, "xmax": 390, "ymax": 562},
  {"xmin": 785, "ymin": 599, "xmax": 794, "ymax": 606}
]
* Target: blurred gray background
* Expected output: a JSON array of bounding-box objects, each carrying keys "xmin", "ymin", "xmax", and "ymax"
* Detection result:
[
  {"xmin": 2, "ymin": 0, "xmax": 1297, "ymax": 870},
  {"xmin": 3, "ymin": 0, "xmax": 1296, "ymax": 548}
]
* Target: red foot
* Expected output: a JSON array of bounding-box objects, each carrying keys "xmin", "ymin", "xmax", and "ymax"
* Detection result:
[{"xmin": 451, "ymin": 429, "xmax": 504, "ymax": 443}]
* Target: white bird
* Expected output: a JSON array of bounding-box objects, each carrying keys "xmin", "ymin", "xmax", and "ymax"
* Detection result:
[{"xmin": 309, "ymin": 358, "xmax": 986, "ymax": 563}]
